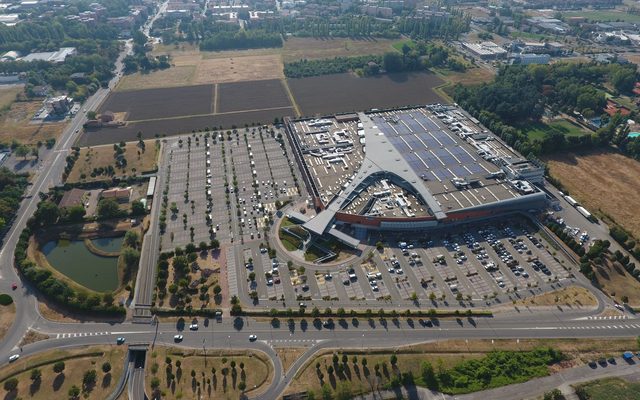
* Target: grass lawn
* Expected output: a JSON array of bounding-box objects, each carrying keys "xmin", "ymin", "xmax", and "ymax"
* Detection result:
[
  {"xmin": 520, "ymin": 119, "xmax": 590, "ymax": 141},
  {"xmin": 146, "ymin": 347, "xmax": 273, "ymax": 400},
  {"xmin": 510, "ymin": 31, "xmax": 557, "ymax": 41},
  {"xmin": 66, "ymin": 140, "xmax": 159, "ymax": 183},
  {"xmin": 0, "ymin": 86, "xmax": 21, "ymax": 110},
  {"xmin": 0, "ymin": 345, "xmax": 126, "ymax": 400},
  {"xmin": 562, "ymin": 10, "xmax": 640, "ymax": 23},
  {"xmin": 574, "ymin": 377, "xmax": 640, "ymax": 400}
]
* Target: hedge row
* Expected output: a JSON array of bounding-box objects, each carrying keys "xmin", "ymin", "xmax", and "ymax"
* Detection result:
[
  {"xmin": 546, "ymin": 222, "xmax": 586, "ymax": 257},
  {"xmin": 14, "ymin": 227, "xmax": 125, "ymax": 317}
]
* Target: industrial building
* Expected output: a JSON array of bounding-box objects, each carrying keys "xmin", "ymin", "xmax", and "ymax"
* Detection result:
[
  {"xmin": 20, "ymin": 47, "xmax": 76, "ymax": 63},
  {"xmin": 462, "ymin": 42, "xmax": 508, "ymax": 60},
  {"xmin": 284, "ymin": 105, "xmax": 546, "ymax": 247}
]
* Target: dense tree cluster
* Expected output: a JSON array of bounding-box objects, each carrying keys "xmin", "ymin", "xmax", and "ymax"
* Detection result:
[
  {"xmin": 0, "ymin": 17, "xmax": 123, "ymax": 100},
  {"xmin": 284, "ymin": 42, "xmax": 464, "ymax": 78},
  {"xmin": 453, "ymin": 62, "xmax": 637, "ymax": 155},
  {"xmin": 0, "ymin": 168, "xmax": 28, "ymax": 231},
  {"xmin": 421, "ymin": 347, "xmax": 563, "ymax": 394},
  {"xmin": 200, "ymin": 30, "xmax": 282, "ymax": 51},
  {"xmin": 123, "ymin": 30, "xmax": 170, "ymax": 74},
  {"xmin": 284, "ymin": 55, "xmax": 382, "ymax": 78}
]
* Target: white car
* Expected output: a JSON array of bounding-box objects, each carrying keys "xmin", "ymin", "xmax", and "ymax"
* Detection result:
[
  {"xmin": 189, "ymin": 323, "xmax": 198, "ymax": 331},
  {"xmin": 249, "ymin": 334, "xmax": 257, "ymax": 341},
  {"xmin": 8, "ymin": 354, "xmax": 19, "ymax": 362},
  {"xmin": 173, "ymin": 334, "xmax": 183, "ymax": 342}
]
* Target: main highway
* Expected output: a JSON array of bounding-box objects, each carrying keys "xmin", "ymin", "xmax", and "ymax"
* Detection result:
[{"xmin": 0, "ymin": 6, "xmax": 639, "ymax": 400}]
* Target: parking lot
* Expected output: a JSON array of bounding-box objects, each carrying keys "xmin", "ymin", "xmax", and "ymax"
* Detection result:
[
  {"xmin": 159, "ymin": 127, "xmax": 300, "ymax": 250},
  {"xmin": 236, "ymin": 216, "xmax": 572, "ymax": 308}
]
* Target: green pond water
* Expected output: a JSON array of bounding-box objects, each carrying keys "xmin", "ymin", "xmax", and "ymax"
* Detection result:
[{"xmin": 41, "ymin": 236, "xmax": 123, "ymax": 292}]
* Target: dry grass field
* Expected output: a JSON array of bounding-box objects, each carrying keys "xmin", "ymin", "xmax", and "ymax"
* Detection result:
[
  {"xmin": 0, "ymin": 303, "xmax": 15, "ymax": 342},
  {"xmin": 119, "ymin": 49, "xmax": 284, "ymax": 90},
  {"xmin": 593, "ymin": 256, "xmax": 640, "ymax": 306},
  {"xmin": 0, "ymin": 101, "xmax": 65, "ymax": 145},
  {"xmin": 514, "ymin": 286, "xmax": 597, "ymax": 307},
  {"xmin": 146, "ymin": 347, "xmax": 273, "ymax": 400},
  {"xmin": 66, "ymin": 140, "xmax": 159, "ymax": 183},
  {"xmin": 281, "ymin": 37, "xmax": 399, "ymax": 62},
  {"xmin": 0, "ymin": 85, "xmax": 22, "ymax": 109},
  {"xmin": 0, "ymin": 345, "xmax": 126, "ymax": 400},
  {"xmin": 545, "ymin": 150, "xmax": 640, "ymax": 238},
  {"xmin": 286, "ymin": 337, "xmax": 637, "ymax": 396}
]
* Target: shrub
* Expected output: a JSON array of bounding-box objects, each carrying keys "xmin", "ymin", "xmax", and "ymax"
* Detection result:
[{"xmin": 0, "ymin": 294, "xmax": 13, "ymax": 305}]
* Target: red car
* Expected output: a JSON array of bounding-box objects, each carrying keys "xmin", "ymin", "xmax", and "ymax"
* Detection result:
[{"xmin": 11, "ymin": 282, "xmax": 17, "ymax": 290}]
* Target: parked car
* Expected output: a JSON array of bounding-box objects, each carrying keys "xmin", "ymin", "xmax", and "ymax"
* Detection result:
[
  {"xmin": 249, "ymin": 334, "xmax": 257, "ymax": 341},
  {"xmin": 173, "ymin": 335, "xmax": 183, "ymax": 342},
  {"xmin": 116, "ymin": 337, "xmax": 126, "ymax": 345}
]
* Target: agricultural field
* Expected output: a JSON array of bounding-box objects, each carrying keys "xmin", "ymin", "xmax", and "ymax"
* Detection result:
[
  {"xmin": 65, "ymin": 140, "xmax": 159, "ymax": 183},
  {"xmin": 288, "ymin": 72, "xmax": 444, "ymax": 116},
  {"xmin": 99, "ymin": 85, "xmax": 214, "ymax": 121},
  {"xmin": 146, "ymin": 347, "xmax": 273, "ymax": 400},
  {"xmin": 545, "ymin": 150, "xmax": 640, "ymax": 238},
  {"xmin": 77, "ymin": 108, "xmax": 292, "ymax": 146},
  {"xmin": 520, "ymin": 119, "xmax": 591, "ymax": 142},
  {"xmin": 574, "ymin": 377, "xmax": 640, "ymax": 400},
  {"xmin": 119, "ymin": 38, "xmax": 402, "ymax": 91},
  {"xmin": 217, "ymin": 79, "xmax": 292, "ymax": 114},
  {"xmin": 0, "ymin": 100, "xmax": 65, "ymax": 145},
  {"xmin": 0, "ymin": 345, "xmax": 126, "ymax": 400}
]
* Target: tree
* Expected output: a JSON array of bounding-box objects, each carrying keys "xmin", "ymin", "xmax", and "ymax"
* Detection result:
[
  {"xmin": 3, "ymin": 378, "xmax": 18, "ymax": 392},
  {"xmin": 68, "ymin": 385, "xmax": 80, "ymax": 399},
  {"xmin": 30, "ymin": 368, "xmax": 42, "ymax": 381},
  {"xmin": 131, "ymin": 200, "xmax": 146, "ymax": 216},
  {"xmin": 199, "ymin": 241, "xmax": 208, "ymax": 252},
  {"xmin": 420, "ymin": 361, "xmax": 438, "ymax": 389},
  {"xmin": 238, "ymin": 381, "xmax": 246, "ymax": 391},
  {"xmin": 15, "ymin": 144, "xmax": 29, "ymax": 159},
  {"xmin": 82, "ymin": 369, "xmax": 97, "ymax": 390},
  {"xmin": 124, "ymin": 230, "xmax": 139, "ymax": 248},
  {"xmin": 150, "ymin": 377, "xmax": 160, "ymax": 389},
  {"xmin": 390, "ymin": 354, "xmax": 398, "ymax": 366},
  {"xmin": 53, "ymin": 361, "xmax": 65, "ymax": 374},
  {"xmin": 34, "ymin": 201, "xmax": 60, "ymax": 226},
  {"xmin": 122, "ymin": 247, "xmax": 140, "ymax": 268},
  {"xmin": 86, "ymin": 111, "xmax": 97, "ymax": 120},
  {"xmin": 97, "ymin": 198, "xmax": 121, "ymax": 220},
  {"xmin": 611, "ymin": 68, "xmax": 636, "ymax": 94},
  {"xmin": 102, "ymin": 362, "xmax": 112, "ymax": 373},
  {"xmin": 102, "ymin": 292, "xmax": 114, "ymax": 305},
  {"xmin": 383, "ymin": 52, "xmax": 404, "ymax": 72},
  {"xmin": 210, "ymin": 239, "xmax": 220, "ymax": 249},
  {"xmin": 213, "ymin": 285, "xmax": 222, "ymax": 295},
  {"xmin": 64, "ymin": 205, "xmax": 86, "ymax": 223}
]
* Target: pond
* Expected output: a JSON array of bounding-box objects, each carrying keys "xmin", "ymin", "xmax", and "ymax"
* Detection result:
[
  {"xmin": 41, "ymin": 238, "xmax": 122, "ymax": 292},
  {"xmin": 91, "ymin": 236, "xmax": 124, "ymax": 253}
]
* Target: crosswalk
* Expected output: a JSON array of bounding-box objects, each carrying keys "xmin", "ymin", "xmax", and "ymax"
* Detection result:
[
  {"xmin": 56, "ymin": 332, "xmax": 110, "ymax": 339},
  {"xmin": 559, "ymin": 323, "xmax": 640, "ymax": 330},
  {"xmin": 586, "ymin": 316, "xmax": 628, "ymax": 320},
  {"xmin": 266, "ymin": 339, "xmax": 321, "ymax": 345}
]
